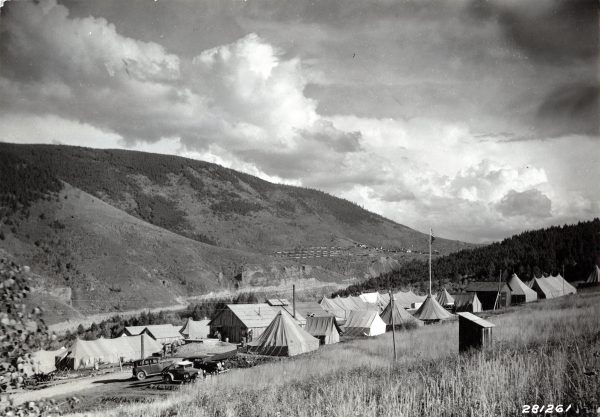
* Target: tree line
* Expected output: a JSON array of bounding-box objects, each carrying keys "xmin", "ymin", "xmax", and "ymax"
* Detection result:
[{"xmin": 334, "ymin": 219, "xmax": 600, "ymax": 297}]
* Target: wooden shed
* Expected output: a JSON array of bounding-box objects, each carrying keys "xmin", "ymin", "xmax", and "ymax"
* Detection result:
[
  {"xmin": 209, "ymin": 304, "xmax": 278, "ymax": 344},
  {"xmin": 457, "ymin": 312, "xmax": 495, "ymax": 353}
]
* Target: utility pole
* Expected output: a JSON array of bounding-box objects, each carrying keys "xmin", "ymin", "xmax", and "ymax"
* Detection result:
[{"xmin": 390, "ymin": 289, "xmax": 397, "ymax": 361}]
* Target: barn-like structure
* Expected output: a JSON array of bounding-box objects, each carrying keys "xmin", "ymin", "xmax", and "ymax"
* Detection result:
[{"xmin": 209, "ymin": 304, "xmax": 279, "ymax": 343}]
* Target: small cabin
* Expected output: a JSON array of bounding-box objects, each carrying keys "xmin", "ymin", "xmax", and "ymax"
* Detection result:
[{"xmin": 457, "ymin": 312, "xmax": 495, "ymax": 353}]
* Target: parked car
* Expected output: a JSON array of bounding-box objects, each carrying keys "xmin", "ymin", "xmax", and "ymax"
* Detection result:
[
  {"xmin": 132, "ymin": 357, "xmax": 174, "ymax": 381},
  {"xmin": 162, "ymin": 361, "xmax": 202, "ymax": 383}
]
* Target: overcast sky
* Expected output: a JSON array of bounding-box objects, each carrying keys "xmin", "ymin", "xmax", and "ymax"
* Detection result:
[{"xmin": 0, "ymin": 0, "xmax": 598, "ymax": 243}]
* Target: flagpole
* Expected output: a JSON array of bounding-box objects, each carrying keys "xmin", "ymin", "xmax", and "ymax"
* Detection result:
[{"xmin": 429, "ymin": 228, "xmax": 432, "ymax": 296}]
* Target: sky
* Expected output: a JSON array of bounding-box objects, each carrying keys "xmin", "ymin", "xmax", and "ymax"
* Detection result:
[{"xmin": 0, "ymin": 0, "xmax": 598, "ymax": 243}]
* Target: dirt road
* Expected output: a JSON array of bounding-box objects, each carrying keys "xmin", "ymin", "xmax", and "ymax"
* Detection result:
[{"xmin": 5, "ymin": 370, "xmax": 133, "ymax": 406}]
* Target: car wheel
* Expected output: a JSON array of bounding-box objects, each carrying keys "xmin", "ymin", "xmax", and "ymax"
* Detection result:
[
  {"xmin": 163, "ymin": 373, "xmax": 173, "ymax": 383},
  {"xmin": 136, "ymin": 371, "xmax": 146, "ymax": 381}
]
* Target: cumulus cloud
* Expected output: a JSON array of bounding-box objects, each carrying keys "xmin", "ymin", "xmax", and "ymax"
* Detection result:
[
  {"xmin": 496, "ymin": 189, "xmax": 552, "ymax": 218},
  {"xmin": 0, "ymin": 0, "xmax": 597, "ymax": 243}
]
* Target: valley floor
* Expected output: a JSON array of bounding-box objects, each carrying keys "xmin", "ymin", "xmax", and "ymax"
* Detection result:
[{"xmin": 56, "ymin": 289, "xmax": 600, "ymax": 417}]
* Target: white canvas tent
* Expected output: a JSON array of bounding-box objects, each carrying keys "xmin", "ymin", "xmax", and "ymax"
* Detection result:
[
  {"xmin": 587, "ymin": 265, "xmax": 600, "ymax": 284},
  {"xmin": 180, "ymin": 318, "xmax": 210, "ymax": 340},
  {"xmin": 248, "ymin": 311, "xmax": 319, "ymax": 356},
  {"xmin": 436, "ymin": 289, "xmax": 454, "ymax": 307},
  {"xmin": 380, "ymin": 299, "xmax": 423, "ymax": 329},
  {"xmin": 30, "ymin": 347, "xmax": 68, "ymax": 374},
  {"xmin": 305, "ymin": 316, "xmax": 341, "ymax": 345},
  {"xmin": 412, "ymin": 295, "xmax": 453, "ymax": 322},
  {"xmin": 507, "ymin": 273, "xmax": 538, "ymax": 303},
  {"xmin": 64, "ymin": 334, "xmax": 162, "ymax": 370},
  {"xmin": 342, "ymin": 311, "xmax": 386, "ymax": 337}
]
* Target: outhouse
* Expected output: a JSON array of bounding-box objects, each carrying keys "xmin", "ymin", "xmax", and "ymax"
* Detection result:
[{"xmin": 457, "ymin": 312, "xmax": 495, "ymax": 353}]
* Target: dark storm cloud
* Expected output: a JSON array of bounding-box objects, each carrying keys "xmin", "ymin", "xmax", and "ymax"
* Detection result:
[
  {"xmin": 469, "ymin": 0, "xmax": 598, "ymax": 65},
  {"xmin": 496, "ymin": 189, "xmax": 552, "ymax": 218},
  {"xmin": 537, "ymin": 83, "xmax": 599, "ymax": 137}
]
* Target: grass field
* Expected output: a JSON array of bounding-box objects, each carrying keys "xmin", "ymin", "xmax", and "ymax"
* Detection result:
[{"xmin": 72, "ymin": 290, "xmax": 600, "ymax": 417}]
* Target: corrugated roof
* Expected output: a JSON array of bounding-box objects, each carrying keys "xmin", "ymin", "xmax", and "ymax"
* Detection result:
[
  {"xmin": 457, "ymin": 312, "xmax": 495, "ymax": 328},
  {"xmin": 226, "ymin": 303, "xmax": 279, "ymax": 328}
]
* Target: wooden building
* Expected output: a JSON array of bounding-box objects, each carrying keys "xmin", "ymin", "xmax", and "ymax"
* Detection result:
[
  {"xmin": 209, "ymin": 304, "xmax": 278, "ymax": 344},
  {"xmin": 458, "ymin": 312, "xmax": 495, "ymax": 353},
  {"xmin": 465, "ymin": 282, "xmax": 511, "ymax": 310}
]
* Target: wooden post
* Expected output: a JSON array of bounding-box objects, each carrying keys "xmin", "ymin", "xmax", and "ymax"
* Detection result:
[
  {"xmin": 293, "ymin": 284, "xmax": 296, "ymax": 318},
  {"xmin": 429, "ymin": 228, "xmax": 432, "ymax": 296},
  {"xmin": 390, "ymin": 289, "xmax": 397, "ymax": 361},
  {"xmin": 140, "ymin": 334, "xmax": 145, "ymax": 360}
]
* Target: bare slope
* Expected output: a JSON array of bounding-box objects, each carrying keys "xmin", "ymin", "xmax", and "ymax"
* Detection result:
[
  {"xmin": 1, "ymin": 183, "xmax": 348, "ymax": 320},
  {"xmin": 0, "ymin": 143, "xmax": 469, "ymax": 254}
]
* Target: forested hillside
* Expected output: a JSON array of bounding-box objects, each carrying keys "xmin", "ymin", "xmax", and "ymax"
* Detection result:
[{"xmin": 336, "ymin": 219, "xmax": 600, "ymax": 296}]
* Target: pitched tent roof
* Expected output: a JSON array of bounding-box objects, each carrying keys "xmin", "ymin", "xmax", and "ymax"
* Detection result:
[
  {"xmin": 180, "ymin": 318, "xmax": 210, "ymax": 339},
  {"xmin": 141, "ymin": 324, "xmax": 183, "ymax": 341},
  {"xmin": 342, "ymin": 311, "xmax": 387, "ymax": 337},
  {"xmin": 436, "ymin": 289, "xmax": 454, "ymax": 306},
  {"xmin": 393, "ymin": 291, "xmax": 414, "ymax": 308},
  {"xmin": 530, "ymin": 277, "xmax": 560, "ymax": 299},
  {"xmin": 66, "ymin": 334, "xmax": 162, "ymax": 369},
  {"xmin": 124, "ymin": 326, "xmax": 148, "ymax": 336},
  {"xmin": 305, "ymin": 316, "xmax": 341, "ymax": 344},
  {"xmin": 248, "ymin": 312, "xmax": 319, "ymax": 356},
  {"xmin": 380, "ymin": 299, "xmax": 423, "ymax": 328},
  {"xmin": 452, "ymin": 293, "xmax": 483, "ymax": 313},
  {"xmin": 358, "ymin": 292, "xmax": 390, "ymax": 311},
  {"xmin": 216, "ymin": 304, "xmax": 279, "ymax": 329},
  {"xmin": 548, "ymin": 274, "xmax": 577, "ymax": 295},
  {"xmin": 587, "ymin": 265, "xmax": 600, "ymax": 284},
  {"xmin": 412, "ymin": 295, "xmax": 453, "ymax": 321},
  {"xmin": 271, "ymin": 305, "xmax": 306, "ymax": 326},
  {"xmin": 507, "ymin": 273, "xmax": 538, "ymax": 302},
  {"xmin": 320, "ymin": 297, "xmax": 345, "ymax": 315},
  {"xmin": 31, "ymin": 347, "xmax": 67, "ymax": 374}
]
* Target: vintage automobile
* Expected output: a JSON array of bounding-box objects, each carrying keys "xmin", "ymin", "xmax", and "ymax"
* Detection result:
[
  {"xmin": 132, "ymin": 357, "xmax": 174, "ymax": 381},
  {"xmin": 161, "ymin": 360, "xmax": 202, "ymax": 383}
]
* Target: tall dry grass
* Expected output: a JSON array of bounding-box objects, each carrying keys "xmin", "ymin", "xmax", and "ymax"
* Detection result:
[{"xmin": 72, "ymin": 290, "xmax": 600, "ymax": 417}]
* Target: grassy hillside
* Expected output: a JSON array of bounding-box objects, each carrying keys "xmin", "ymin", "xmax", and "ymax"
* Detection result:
[
  {"xmin": 66, "ymin": 290, "xmax": 600, "ymax": 416},
  {"xmin": 0, "ymin": 143, "xmax": 469, "ymax": 254},
  {"xmin": 335, "ymin": 219, "xmax": 600, "ymax": 296},
  {"xmin": 0, "ymin": 182, "xmax": 350, "ymax": 321}
]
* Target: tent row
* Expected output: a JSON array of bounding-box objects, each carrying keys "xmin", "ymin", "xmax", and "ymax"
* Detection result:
[{"xmin": 58, "ymin": 334, "xmax": 163, "ymax": 370}]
